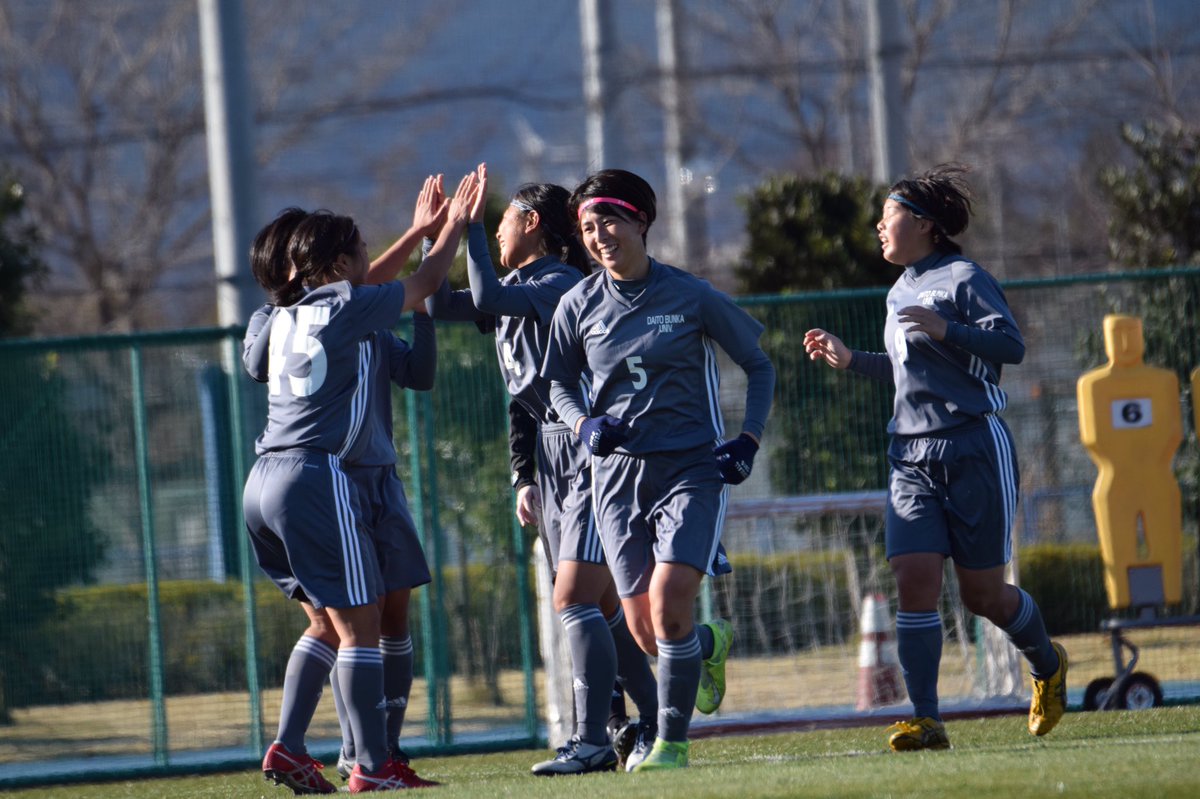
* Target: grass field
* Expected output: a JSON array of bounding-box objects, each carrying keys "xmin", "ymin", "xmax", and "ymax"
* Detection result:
[{"xmin": 4, "ymin": 705, "xmax": 1200, "ymax": 798}]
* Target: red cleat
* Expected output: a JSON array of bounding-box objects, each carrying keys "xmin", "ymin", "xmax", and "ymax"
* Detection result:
[
  {"xmin": 348, "ymin": 757, "xmax": 441, "ymax": 791},
  {"xmin": 261, "ymin": 742, "xmax": 337, "ymax": 794}
]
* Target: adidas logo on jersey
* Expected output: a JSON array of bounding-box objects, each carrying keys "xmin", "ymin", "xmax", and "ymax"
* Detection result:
[{"xmin": 587, "ymin": 320, "xmax": 609, "ymax": 337}]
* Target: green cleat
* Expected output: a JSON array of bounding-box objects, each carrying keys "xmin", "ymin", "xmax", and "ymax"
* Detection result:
[
  {"xmin": 631, "ymin": 738, "xmax": 689, "ymax": 772},
  {"xmin": 696, "ymin": 619, "xmax": 733, "ymax": 714},
  {"xmin": 1029, "ymin": 642, "xmax": 1068, "ymax": 736},
  {"xmin": 887, "ymin": 717, "xmax": 951, "ymax": 752}
]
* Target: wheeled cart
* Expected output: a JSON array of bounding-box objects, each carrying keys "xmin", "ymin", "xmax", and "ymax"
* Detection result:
[{"xmin": 1083, "ymin": 613, "xmax": 1200, "ymax": 710}]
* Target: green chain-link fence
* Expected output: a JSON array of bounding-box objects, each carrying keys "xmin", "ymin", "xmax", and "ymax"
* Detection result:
[{"xmin": 1, "ymin": 270, "xmax": 1199, "ymax": 787}]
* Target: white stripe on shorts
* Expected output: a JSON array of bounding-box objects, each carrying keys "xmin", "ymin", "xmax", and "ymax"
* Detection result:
[
  {"xmin": 330, "ymin": 454, "xmax": 369, "ymax": 606},
  {"xmin": 704, "ymin": 482, "xmax": 729, "ymax": 577},
  {"xmin": 986, "ymin": 414, "xmax": 1017, "ymax": 563},
  {"xmin": 583, "ymin": 501, "xmax": 604, "ymax": 563}
]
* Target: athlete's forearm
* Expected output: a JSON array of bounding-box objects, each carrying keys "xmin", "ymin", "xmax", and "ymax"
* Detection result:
[
  {"xmin": 365, "ymin": 225, "xmax": 426, "ymax": 285},
  {"xmin": 401, "ymin": 217, "xmax": 468, "ymax": 311},
  {"xmin": 466, "ymin": 224, "xmax": 536, "ymax": 317},
  {"xmin": 549, "ymin": 380, "xmax": 588, "ymax": 434},
  {"xmin": 403, "ymin": 314, "xmax": 437, "ymax": 391},
  {"xmin": 508, "ymin": 398, "xmax": 538, "ymax": 490},
  {"xmin": 943, "ymin": 322, "xmax": 1025, "ymax": 365},
  {"xmin": 738, "ymin": 349, "xmax": 775, "ymax": 441},
  {"xmin": 847, "ymin": 350, "xmax": 893, "ymax": 383}
]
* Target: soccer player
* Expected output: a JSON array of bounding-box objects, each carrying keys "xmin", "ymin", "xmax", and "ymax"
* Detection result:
[
  {"xmin": 542, "ymin": 169, "xmax": 775, "ymax": 771},
  {"xmin": 422, "ymin": 165, "xmax": 659, "ymax": 775},
  {"xmin": 244, "ymin": 171, "xmax": 479, "ymax": 794},
  {"xmin": 803, "ymin": 164, "xmax": 1068, "ymax": 751},
  {"xmin": 244, "ymin": 179, "xmax": 446, "ymax": 790}
]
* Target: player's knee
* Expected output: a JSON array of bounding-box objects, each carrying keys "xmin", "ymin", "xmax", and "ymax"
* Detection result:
[
  {"xmin": 631, "ymin": 626, "xmax": 658, "ymax": 657},
  {"xmin": 959, "ymin": 587, "xmax": 1006, "ymax": 623}
]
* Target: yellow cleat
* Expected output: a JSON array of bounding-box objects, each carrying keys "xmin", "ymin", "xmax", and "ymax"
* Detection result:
[
  {"xmin": 1029, "ymin": 642, "xmax": 1068, "ymax": 736},
  {"xmin": 632, "ymin": 738, "xmax": 689, "ymax": 772},
  {"xmin": 696, "ymin": 619, "xmax": 733, "ymax": 714},
  {"xmin": 887, "ymin": 717, "xmax": 950, "ymax": 751}
]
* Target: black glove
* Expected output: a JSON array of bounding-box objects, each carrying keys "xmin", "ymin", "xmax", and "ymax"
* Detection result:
[
  {"xmin": 577, "ymin": 415, "xmax": 629, "ymax": 456},
  {"xmin": 713, "ymin": 434, "xmax": 759, "ymax": 485}
]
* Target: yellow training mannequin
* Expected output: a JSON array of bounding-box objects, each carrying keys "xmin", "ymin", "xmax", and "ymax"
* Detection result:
[{"xmin": 1076, "ymin": 315, "xmax": 1182, "ymax": 609}]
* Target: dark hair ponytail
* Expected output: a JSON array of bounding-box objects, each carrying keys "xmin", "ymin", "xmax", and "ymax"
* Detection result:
[
  {"xmin": 511, "ymin": 183, "xmax": 590, "ymax": 274},
  {"xmin": 279, "ymin": 210, "xmax": 361, "ymax": 304},
  {"xmin": 888, "ymin": 163, "xmax": 972, "ymax": 255},
  {"xmin": 250, "ymin": 207, "xmax": 309, "ymax": 304}
]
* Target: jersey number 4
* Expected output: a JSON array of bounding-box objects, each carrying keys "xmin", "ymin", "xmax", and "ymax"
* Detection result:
[{"xmin": 268, "ymin": 305, "xmax": 331, "ymax": 397}]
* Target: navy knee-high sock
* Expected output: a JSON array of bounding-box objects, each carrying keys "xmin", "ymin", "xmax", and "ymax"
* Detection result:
[
  {"xmin": 1001, "ymin": 588, "xmax": 1059, "ymax": 678},
  {"xmin": 335, "ymin": 647, "xmax": 388, "ymax": 774},
  {"xmin": 380, "ymin": 635, "xmax": 414, "ymax": 750},
  {"xmin": 275, "ymin": 636, "xmax": 337, "ymax": 754},
  {"xmin": 560, "ymin": 604, "xmax": 617, "ymax": 745},
  {"xmin": 895, "ymin": 611, "xmax": 943, "ymax": 721},
  {"xmin": 656, "ymin": 631, "xmax": 702, "ymax": 743}
]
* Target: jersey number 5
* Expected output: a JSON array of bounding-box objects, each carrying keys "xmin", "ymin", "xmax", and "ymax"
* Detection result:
[
  {"xmin": 268, "ymin": 306, "xmax": 331, "ymax": 397},
  {"xmin": 626, "ymin": 355, "xmax": 647, "ymax": 390}
]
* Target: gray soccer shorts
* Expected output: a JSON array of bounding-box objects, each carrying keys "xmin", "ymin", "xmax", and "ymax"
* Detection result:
[
  {"xmin": 590, "ymin": 442, "xmax": 731, "ymax": 598},
  {"xmin": 885, "ymin": 414, "xmax": 1019, "ymax": 569},
  {"xmin": 537, "ymin": 423, "xmax": 603, "ymax": 575},
  {"xmin": 344, "ymin": 463, "xmax": 432, "ymax": 592},
  {"xmin": 243, "ymin": 450, "xmax": 384, "ymax": 609}
]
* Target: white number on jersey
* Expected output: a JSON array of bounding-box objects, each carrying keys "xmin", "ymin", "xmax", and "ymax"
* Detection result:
[
  {"xmin": 626, "ymin": 355, "xmax": 647, "ymax": 390},
  {"xmin": 892, "ymin": 326, "xmax": 909, "ymax": 364},
  {"xmin": 267, "ymin": 305, "xmax": 331, "ymax": 397},
  {"xmin": 502, "ymin": 341, "xmax": 523, "ymax": 375}
]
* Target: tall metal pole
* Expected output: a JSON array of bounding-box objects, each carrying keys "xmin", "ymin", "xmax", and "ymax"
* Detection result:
[
  {"xmin": 199, "ymin": 0, "xmax": 258, "ymax": 328},
  {"xmin": 580, "ymin": 0, "xmax": 616, "ymax": 169},
  {"xmin": 866, "ymin": 0, "xmax": 908, "ymax": 183},
  {"xmin": 656, "ymin": 0, "xmax": 707, "ymax": 269}
]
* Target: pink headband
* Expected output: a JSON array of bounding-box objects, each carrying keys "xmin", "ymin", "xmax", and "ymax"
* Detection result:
[{"xmin": 576, "ymin": 196, "xmax": 641, "ymax": 220}]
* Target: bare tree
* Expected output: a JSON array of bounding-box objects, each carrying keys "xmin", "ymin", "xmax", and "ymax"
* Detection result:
[
  {"xmin": 0, "ymin": 0, "xmax": 517, "ymax": 335},
  {"xmin": 657, "ymin": 0, "xmax": 1200, "ymax": 278}
]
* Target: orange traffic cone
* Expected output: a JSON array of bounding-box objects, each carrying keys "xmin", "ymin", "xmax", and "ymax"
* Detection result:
[{"xmin": 856, "ymin": 593, "xmax": 904, "ymax": 710}]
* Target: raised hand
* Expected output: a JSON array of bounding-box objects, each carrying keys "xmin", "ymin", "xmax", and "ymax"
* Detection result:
[
  {"xmin": 469, "ymin": 163, "xmax": 488, "ymax": 224},
  {"xmin": 412, "ymin": 174, "xmax": 447, "ymax": 238},
  {"xmin": 447, "ymin": 170, "xmax": 481, "ymax": 226},
  {"xmin": 803, "ymin": 328, "xmax": 852, "ymax": 369}
]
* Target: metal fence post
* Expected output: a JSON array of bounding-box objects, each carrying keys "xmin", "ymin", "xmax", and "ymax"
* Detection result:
[
  {"xmin": 130, "ymin": 344, "xmax": 169, "ymax": 764},
  {"xmin": 224, "ymin": 335, "xmax": 264, "ymax": 755}
]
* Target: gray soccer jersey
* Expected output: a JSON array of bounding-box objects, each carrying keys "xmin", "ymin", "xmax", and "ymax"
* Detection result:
[
  {"xmin": 542, "ymin": 259, "xmax": 774, "ymax": 455},
  {"xmin": 243, "ymin": 303, "xmax": 273, "ymax": 381},
  {"xmin": 356, "ymin": 316, "xmax": 436, "ymax": 466},
  {"xmin": 426, "ymin": 224, "xmax": 585, "ymax": 424},
  {"xmin": 255, "ymin": 281, "xmax": 406, "ymax": 460},
  {"xmin": 848, "ymin": 251, "xmax": 1025, "ymax": 436},
  {"xmin": 245, "ymin": 307, "xmax": 434, "ymax": 466}
]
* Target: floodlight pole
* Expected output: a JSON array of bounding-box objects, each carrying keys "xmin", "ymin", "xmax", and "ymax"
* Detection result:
[
  {"xmin": 867, "ymin": 0, "xmax": 908, "ymax": 183},
  {"xmin": 199, "ymin": 0, "xmax": 259, "ymax": 328},
  {"xmin": 580, "ymin": 0, "xmax": 616, "ymax": 169},
  {"xmin": 657, "ymin": 0, "xmax": 708, "ymax": 270}
]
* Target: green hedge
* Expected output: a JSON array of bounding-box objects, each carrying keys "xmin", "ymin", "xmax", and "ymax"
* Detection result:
[
  {"xmin": 6, "ymin": 563, "xmax": 534, "ymax": 708},
  {"xmin": 1019, "ymin": 539, "xmax": 1199, "ymax": 635},
  {"xmin": 6, "ymin": 541, "xmax": 1196, "ymax": 708}
]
